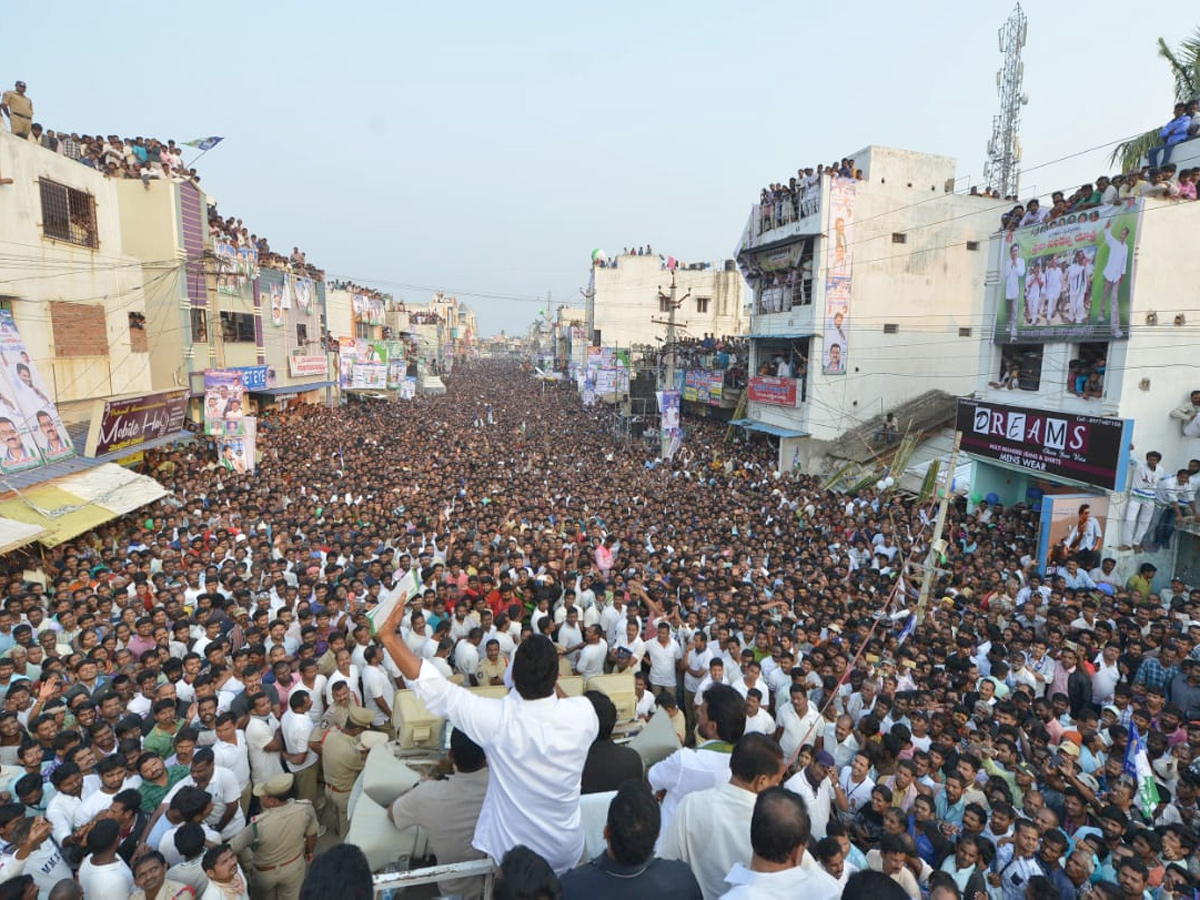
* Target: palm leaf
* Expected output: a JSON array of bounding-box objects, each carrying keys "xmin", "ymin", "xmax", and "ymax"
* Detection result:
[
  {"xmin": 1109, "ymin": 129, "xmax": 1159, "ymax": 174},
  {"xmin": 1112, "ymin": 30, "xmax": 1200, "ymax": 173}
]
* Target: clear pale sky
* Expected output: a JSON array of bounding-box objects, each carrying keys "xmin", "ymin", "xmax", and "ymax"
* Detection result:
[{"xmin": 8, "ymin": 1, "xmax": 1194, "ymax": 336}]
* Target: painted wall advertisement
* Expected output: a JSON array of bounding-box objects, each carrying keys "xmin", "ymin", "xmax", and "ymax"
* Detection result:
[
  {"xmin": 0, "ymin": 310, "xmax": 75, "ymax": 473},
  {"xmin": 85, "ymin": 390, "xmax": 187, "ymax": 457},
  {"xmin": 822, "ymin": 175, "xmax": 855, "ymax": 375},
  {"xmin": 203, "ymin": 370, "xmax": 246, "ymax": 437},
  {"xmin": 995, "ymin": 199, "xmax": 1141, "ymax": 344},
  {"xmin": 956, "ymin": 398, "xmax": 1131, "ymax": 491},
  {"xmin": 747, "ymin": 375, "xmax": 798, "ymax": 407}
]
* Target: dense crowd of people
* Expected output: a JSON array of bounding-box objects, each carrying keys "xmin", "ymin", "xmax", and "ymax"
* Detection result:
[
  {"xmin": 0, "ymin": 361, "xmax": 1197, "ymax": 900},
  {"xmin": 758, "ymin": 159, "xmax": 863, "ymax": 233},
  {"xmin": 0, "ymin": 80, "xmax": 201, "ymax": 189},
  {"xmin": 206, "ymin": 207, "xmax": 325, "ymax": 282}
]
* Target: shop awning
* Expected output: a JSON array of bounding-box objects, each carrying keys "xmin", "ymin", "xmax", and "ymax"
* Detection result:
[
  {"xmin": 0, "ymin": 518, "xmax": 48, "ymax": 554},
  {"xmin": 0, "ymin": 463, "xmax": 168, "ymax": 547},
  {"xmin": 250, "ymin": 381, "xmax": 335, "ymax": 395},
  {"xmin": 730, "ymin": 418, "xmax": 808, "ymax": 439}
]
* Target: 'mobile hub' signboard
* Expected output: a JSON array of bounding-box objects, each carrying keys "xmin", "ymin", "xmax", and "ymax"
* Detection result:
[
  {"xmin": 85, "ymin": 390, "xmax": 188, "ymax": 457},
  {"xmin": 956, "ymin": 398, "xmax": 1131, "ymax": 491}
]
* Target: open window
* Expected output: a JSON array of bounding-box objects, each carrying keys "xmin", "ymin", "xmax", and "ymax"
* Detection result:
[
  {"xmin": 1067, "ymin": 342, "xmax": 1108, "ymax": 399},
  {"xmin": 991, "ymin": 344, "xmax": 1043, "ymax": 391}
]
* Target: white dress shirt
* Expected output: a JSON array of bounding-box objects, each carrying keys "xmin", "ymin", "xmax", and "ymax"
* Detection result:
[
  {"xmin": 405, "ymin": 659, "xmax": 598, "ymax": 875},
  {"xmin": 648, "ymin": 742, "xmax": 733, "ymax": 838},
  {"xmin": 721, "ymin": 861, "xmax": 842, "ymax": 900},
  {"xmin": 659, "ymin": 781, "xmax": 756, "ymax": 900}
]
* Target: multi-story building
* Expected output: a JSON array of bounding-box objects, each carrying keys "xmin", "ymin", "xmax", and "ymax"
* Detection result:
[
  {"xmin": 590, "ymin": 253, "xmax": 745, "ymax": 350},
  {"xmin": 734, "ymin": 145, "xmax": 1007, "ymax": 472},
  {"xmin": 963, "ymin": 194, "xmax": 1200, "ymax": 587}
]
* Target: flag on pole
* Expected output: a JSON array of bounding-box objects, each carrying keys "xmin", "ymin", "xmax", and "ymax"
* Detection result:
[
  {"xmin": 365, "ymin": 568, "xmax": 420, "ymax": 636},
  {"xmin": 896, "ymin": 613, "xmax": 917, "ymax": 647},
  {"xmin": 183, "ymin": 136, "xmax": 224, "ymax": 151},
  {"xmin": 1123, "ymin": 723, "xmax": 1160, "ymax": 819}
]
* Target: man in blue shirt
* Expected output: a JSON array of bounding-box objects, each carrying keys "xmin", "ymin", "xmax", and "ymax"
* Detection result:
[{"xmin": 1149, "ymin": 103, "xmax": 1192, "ymax": 170}]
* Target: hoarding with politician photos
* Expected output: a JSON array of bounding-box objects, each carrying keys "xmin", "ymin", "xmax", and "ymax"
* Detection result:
[
  {"xmin": 995, "ymin": 199, "xmax": 1141, "ymax": 344},
  {"xmin": 0, "ymin": 310, "xmax": 75, "ymax": 472},
  {"xmin": 956, "ymin": 398, "xmax": 1131, "ymax": 491}
]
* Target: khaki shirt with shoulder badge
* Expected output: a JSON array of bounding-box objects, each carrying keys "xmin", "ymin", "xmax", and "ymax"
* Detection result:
[
  {"xmin": 230, "ymin": 799, "xmax": 318, "ymax": 866},
  {"xmin": 321, "ymin": 728, "xmax": 367, "ymax": 791}
]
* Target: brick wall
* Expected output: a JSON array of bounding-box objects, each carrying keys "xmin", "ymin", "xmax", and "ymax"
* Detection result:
[{"xmin": 50, "ymin": 302, "xmax": 108, "ymax": 357}]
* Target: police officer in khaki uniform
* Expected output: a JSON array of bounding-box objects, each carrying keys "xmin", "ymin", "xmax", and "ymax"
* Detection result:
[
  {"xmin": 229, "ymin": 772, "xmax": 318, "ymax": 900},
  {"xmin": 320, "ymin": 705, "xmax": 372, "ymax": 838}
]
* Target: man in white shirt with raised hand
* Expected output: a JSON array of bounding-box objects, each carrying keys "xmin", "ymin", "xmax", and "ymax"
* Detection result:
[
  {"xmin": 378, "ymin": 598, "xmax": 598, "ymax": 876},
  {"xmin": 659, "ymin": 733, "xmax": 785, "ymax": 900},
  {"xmin": 650, "ymin": 682, "xmax": 746, "ymax": 838},
  {"xmin": 775, "ymin": 684, "xmax": 822, "ymax": 763},
  {"xmin": 646, "ymin": 621, "xmax": 683, "ymax": 699}
]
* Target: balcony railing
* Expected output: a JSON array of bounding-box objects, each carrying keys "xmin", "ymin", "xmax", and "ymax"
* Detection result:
[{"xmin": 755, "ymin": 280, "xmax": 814, "ymax": 315}]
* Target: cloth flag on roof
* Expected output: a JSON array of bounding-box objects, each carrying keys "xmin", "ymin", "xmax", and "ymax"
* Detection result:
[
  {"xmin": 183, "ymin": 136, "xmax": 224, "ymax": 150},
  {"xmin": 1123, "ymin": 723, "xmax": 1160, "ymax": 819}
]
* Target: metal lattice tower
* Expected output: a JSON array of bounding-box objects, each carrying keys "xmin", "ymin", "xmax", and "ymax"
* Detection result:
[{"xmin": 983, "ymin": 4, "xmax": 1028, "ymax": 199}]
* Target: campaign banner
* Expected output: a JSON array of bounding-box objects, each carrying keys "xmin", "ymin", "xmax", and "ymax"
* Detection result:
[
  {"xmin": 595, "ymin": 368, "xmax": 618, "ymax": 396},
  {"xmin": 288, "ymin": 356, "xmax": 328, "ymax": 378},
  {"xmin": 398, "ymin": 376, "xmax": 417, "ymax": 400},
  {"xmin": 995, "ymin": 199, "xmax": 1141, "ymax": 344},
  {"xmin": 219, "ymin": 415, "xmax": 256, "ymax": 474},
  {"xmin": 1036, "ymin": 493, "xmax": 1110, "ymax": 577},
  {"xmin": 684, "ymin": 370, "xmax": 709, "ymax": 403},
  {"xmin": 708, "ymin": 371, "xmax": 724, "ymax": 405},
  {"xmin": 86, "ymin": 389, "xmax": 187, "ymax": 457},
  {"xmin": 231, "ymin": 365, "xmax": 275, "ymax": 391},
  {"xmin": 956, "ymin": 398, "xmax": 1132, "ymax": 491},
  {"xmin": 294, "ymin": 277, "xmax": 315, "ymax": 315},
  {"xmin": 747, "ymin": 375, "xmax": 798, "ymax": 407},
  {"xmin": 215, "ymin": 242, "xmax": 257, "ymax": 296},
  {"xmin": 0, "ymin": 310, "xmax": 75, "ymax": 471},
  {"xmin": 823, "ymin": 176, "xmax": 855, "ymax": 375},
  {"xmin": 338, "ymin": 337, "xmax": 358, "ymax": 389},
  {"xmin": 352, "ymin": 362, "xmax": 387, "ymax": 389},
  {"xmin": 387, "ymin": 359, "xmax": 407, "ymax": 389},
  {"xmin": 659, "ymin": 391, "xmax": 681, "ymax": 439},
  {"xmin": 268, "ymin": 282, "xmax": 285, "ymax": 327},
  {"xmin": 203, "ymin": 370, "xmax": 246, "ymax": 437}
]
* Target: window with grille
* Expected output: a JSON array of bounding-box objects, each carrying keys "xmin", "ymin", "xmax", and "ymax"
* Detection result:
[
  {"xmin": 220, "ymin": 311, "xmax": 256, "ymax": 343},
  {"xmin": 696, "ymin": 297, "xmax": 710, "ymax": 314},
  {"xmin": 296, "ymin": 323, "xmax": 308, "ymax": 348},
  {"xmin": 659, "ymin": 296, "xmax": 672, "ymax": 313},
  {"xmin": 39, "ymin": 178, "xmax": 98, "ymax": 248},
  {"xmin": 891, "ymin": 232, "xmax": 907, "ymax": 244},
  {"xmin": 883, "ymin": 323, "xmax": 899, "ymax": 334}
]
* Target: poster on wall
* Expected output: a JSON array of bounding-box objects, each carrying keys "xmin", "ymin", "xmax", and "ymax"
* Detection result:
[
  {"xmin": 203, "ymin": 370, "xmax": 246, "ymax": 437},
  {"xmin": 219, "ymin": 416, "xmax": 256, "ymax": 474},
  {"xmin": 708, "ymin": 371, "xmax": 724, "ymax": 405},
  {"xmin": 0, "ymin": 309, "xmax": 75, "ymax": 472},
  {"xmin": 398, "ymin": 376, "xmax": 417, "ymax": 400},
  {"xmin": 747, "ymin": 375, "xmax": 797, "ymax": 406},
  {"xmin": 269, "ymin": 283, "xmax": 285, "ymax": 327},
  {"xmin": 995, "ymin": 199, "xmax": 1141, "ymax": 344},
  {"xmin": 659, "ymin": 391, "xmax": 681, "ymax": 438},
  {"xmin": 822, "ymin": 176, "xmax": 855, "ymax": 374},
  {"xmin": 1037, "ymin": 492, "xmax": 1109, "ymax": 576},
  {"xmin": 85, "ymin": 390, "xmax": 187, "ymax": 457},
  {"xmin": 338, "ymin": 337, "xmax": 358, "ymax": 389},
  {"xmin": 295, "ymin": 278, "xmax": 314, "ymax": 315}
]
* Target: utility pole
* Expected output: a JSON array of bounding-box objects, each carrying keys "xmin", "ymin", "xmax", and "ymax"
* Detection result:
[
  {"xmin": 657, "ymin": 270, "xmax": 690, "ymax": 459},
  {"xmin": 917, "ymin": 431, "xmax": 962, "ymax": 618},
  {"xmin": 203, "ymin": 250, "xmax": 226, "ymax": 369}
]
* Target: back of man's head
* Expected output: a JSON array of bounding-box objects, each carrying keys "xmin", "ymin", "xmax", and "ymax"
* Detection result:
[
  {"xmin": 511, "ymin": 635, "xmax": 558, "ymax": 700},
  {"xmin": 174, "ymin": 821, "xmax": 206, "ymax": 860},
  {"xmin": 584, "ymin": 690, "xmax": 617, "ymax": 741},
  {"xmin": 495, "ymin": 845, "xmax": 561, "ymax": 900},
  {"xmin": 730, "ymin": 733, "xmax": 784, "ymax": 787},
  {"xmin": 602, "ymin": 780, "xmax": 659, "ymax": 868},
  {"xmin": 749, "ymin": 787, "xmax": 810, "ymax": 866},
  {"xmin": 844, "ymin": 870, "xmax": 912, "ymax": 900},
  {"xmin": 703, "ymin": 684, "xmax": 747, "ymax": 743},
  {"xmin": 449, "ymin": 728, "xmax": 486, "ymax": 773}
]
